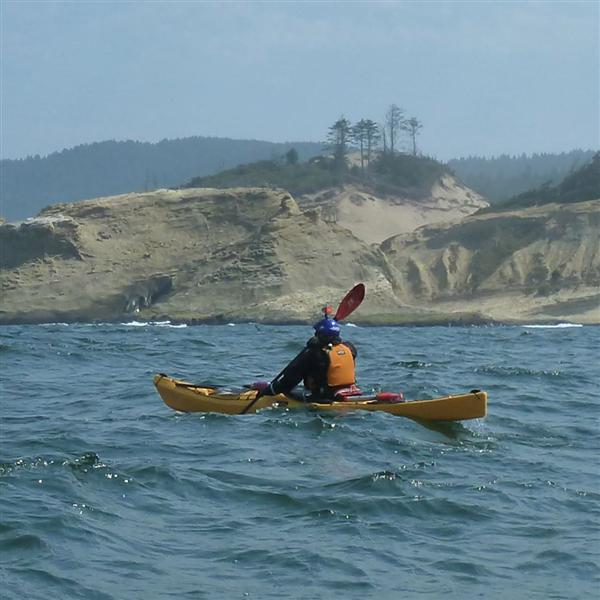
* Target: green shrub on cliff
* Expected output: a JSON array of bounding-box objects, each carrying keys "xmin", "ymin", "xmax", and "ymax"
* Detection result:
[
  {"xmin": 183, "ymin": 159, "xmax": 344, "ymax": 196},
  {"xmin": 183, "ymin": 151, "xmax": 450, "ymax": 198},
  {"xmin": 369, "ymin": 153, "xmax": 448, "ymax": 194}
]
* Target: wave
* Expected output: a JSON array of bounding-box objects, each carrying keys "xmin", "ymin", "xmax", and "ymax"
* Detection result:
[
  {"xmin": 392, "ymin": 360, "xmax": 432, "ymax": 368},
  {"xmin": 121, "ymin": 320, "xmax": 187, "ymax": 328},
  {"xmin": 475, "ymin": 365, "xmax": 568, "ymax": 378},
  {"xmin": 0, "ymin": 452, "xmax": 103, "ymax": 475},
  {"xmin": 0, "ymin": 533, "xmax": 48, "ymax": 552},
  {"xmin": 521, "ymin": 323, "xmax": 583, "ymax": 329},
  {"xmin": 0, "ymin": 452, "xmax": 135, "ymax": 491}
]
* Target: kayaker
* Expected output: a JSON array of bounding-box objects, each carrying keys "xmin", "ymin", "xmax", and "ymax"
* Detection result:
[{"xmin": 255, "ymin": 310, "xmax": 359, "ymax": 401}]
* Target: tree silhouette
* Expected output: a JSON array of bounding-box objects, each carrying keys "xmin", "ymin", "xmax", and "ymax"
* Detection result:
[
  {"xmin": 352, "ymin": 120, "xmax": 368, "ymax": 170},
  {"xmin": 326, "ymin": 116, "xmax": 352, "ymax": 170},
  {"xmin": 385, "ymin": 104, "xmax": 404, "ymax": 154},
  {"xmin": 352, "ymin": 119, "xmax": 381, "ymax": 170},
  {"xmin": 285, "ymin": 147, "xmax": 299, "ymax": 165},
  {"xmin": 364, "ymin": 120, "xmax": 380, "ymax": 165},
  {"xmin": 402, "ymin": 117, "xmax": 423, "ymax": 156}
]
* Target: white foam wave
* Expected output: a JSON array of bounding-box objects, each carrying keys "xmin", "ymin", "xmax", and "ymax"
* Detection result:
[
  {"xmin": 522, "ymin": 323, "xmax": 583, "ymax": 329},
  {"xmin": 121, "ymin": 320, "xmax": 187, "ymax": 328}
]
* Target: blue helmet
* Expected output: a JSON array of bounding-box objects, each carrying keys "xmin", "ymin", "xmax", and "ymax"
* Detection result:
[{"xmin": 314, "ymin": 317, "xmax": 340, "ymax": 338}]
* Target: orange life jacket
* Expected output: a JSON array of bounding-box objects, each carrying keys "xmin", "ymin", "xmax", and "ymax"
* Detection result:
[{"xmin": 326, "ymin": 343, "xmax": 356, "ymax": 387}]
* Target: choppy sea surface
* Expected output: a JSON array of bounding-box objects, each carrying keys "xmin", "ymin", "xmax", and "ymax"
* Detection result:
[{"xmin": 1, "ymin": 323, "xmax": 599, "ymax": 599}]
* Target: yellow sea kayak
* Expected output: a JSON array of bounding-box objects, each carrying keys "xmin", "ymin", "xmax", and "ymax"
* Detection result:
[{"xmin": 153, "ymin": 374, "xmax": 487, "ymax": 422}]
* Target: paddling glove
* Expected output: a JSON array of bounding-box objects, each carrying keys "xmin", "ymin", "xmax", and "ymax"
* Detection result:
[{"xmin": 256, "ymin": 382, "xmax": 275, "ymax": 399}]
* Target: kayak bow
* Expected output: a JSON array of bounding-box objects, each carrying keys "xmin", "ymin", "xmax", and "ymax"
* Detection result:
[{"xmin": 153, "ymin": 374, "xmax": 487, "ymax": 422}]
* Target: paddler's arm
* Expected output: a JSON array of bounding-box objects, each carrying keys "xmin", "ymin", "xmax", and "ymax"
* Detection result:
[{"xmin": 260, "ymin": 347, "xmax": 312, "ymax": 397}]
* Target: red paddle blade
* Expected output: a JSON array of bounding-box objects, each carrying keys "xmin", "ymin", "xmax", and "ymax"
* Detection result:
[{"xmin": 334, "ymin": 283, "xmax": 365, "ymax": 321}]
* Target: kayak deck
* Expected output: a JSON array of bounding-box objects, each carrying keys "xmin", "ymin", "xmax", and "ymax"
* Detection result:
[{"xmin": 153, "ymin": 374, "xmax": 487, "ymax": 422}]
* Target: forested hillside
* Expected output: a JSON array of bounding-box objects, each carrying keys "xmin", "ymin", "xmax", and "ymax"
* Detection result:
[
  {"xmin": 448, "ymin": 149, "xmax": 595, "ymax": 203},
  {"xmin": 0, "ymin": 137, "xmax": 322, "ymax": 221},
  {"xmin": 482, "ymin": 152, "xmax": 600, "ymax": 212}
]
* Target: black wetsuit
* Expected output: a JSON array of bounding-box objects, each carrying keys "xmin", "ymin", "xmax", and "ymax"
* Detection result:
[{"xmin": 269, "ymin": 336, "xmax": 357, "ymax": 399}]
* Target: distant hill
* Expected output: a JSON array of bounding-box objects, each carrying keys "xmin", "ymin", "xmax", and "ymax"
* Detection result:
[
  {"xmin": 0, "ymin": 137, "xmax": 322, "ymax": 221},
  {"xmin": 480, "ymin": 152, "xmax": 600, "ymax": 212},
  {"xmin": 2, "ymin": 136, "xmax": 594, "ymax": 222},
  {"xmin": 448, "ymin": 149, "xmax": 596, "ymax": 203}
]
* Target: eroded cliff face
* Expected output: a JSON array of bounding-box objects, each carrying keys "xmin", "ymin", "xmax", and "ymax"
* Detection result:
[
  {"xmin": 0, "ymin": 188, "xmax": 403, "ymax": 324},
  {"xmin": 0, "ymin": 186, "xmax": 598, "ymax": 324},
  {"xmin": 381, "ymin": 200, "xmax": 600, "ymax": 323},
  {"xmin": 297, "ymin": 174, "xmax": 488, "ymax": 244},
  {"xmin": 0, "ymin": 188, "xmax": 274, "ymax": 322}
]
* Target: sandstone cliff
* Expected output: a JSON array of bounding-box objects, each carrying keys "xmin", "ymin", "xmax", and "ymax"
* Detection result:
[
  {"xmin": 0, "ymin": 188, "xmax": 402, "ymax": 324},
  {"xmin": 297, "ymin": 174, "xmax": 488, "ymax": 243},
  {"xmin": 1, "ymin": 186, "xmax": 598, "ymax": 325},
  {"xmin": 296, "ymin": 174, "xmax": 487, "ymax": 244},
  {"xmin": 381, "ymin": 200, "xmax": 600, "ymax": 323}
]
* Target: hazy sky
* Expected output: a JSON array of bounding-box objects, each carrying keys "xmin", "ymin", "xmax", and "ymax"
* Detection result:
[{"xmin": 1, "ymin": 1, "xmax": 598, "ymax": 160}]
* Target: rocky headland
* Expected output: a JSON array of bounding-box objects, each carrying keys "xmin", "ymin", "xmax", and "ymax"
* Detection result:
[{"xmin": 1, "ymin": 173, "xmax": 598, "ymax": 325}]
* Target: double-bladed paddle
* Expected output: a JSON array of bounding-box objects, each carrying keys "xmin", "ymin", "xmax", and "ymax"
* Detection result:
[{"xmin": 240, "ymin": 283, "xmax": 365, "ymax": 414}]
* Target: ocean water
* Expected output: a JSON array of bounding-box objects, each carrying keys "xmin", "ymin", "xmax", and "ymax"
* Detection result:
[{"xmin": 1, "ymin": 323, "xmax": 598, "ymax": 599}]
